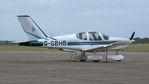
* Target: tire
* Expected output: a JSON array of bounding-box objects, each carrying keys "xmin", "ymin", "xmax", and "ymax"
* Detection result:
[
  {"xmin": 116, "ymin": 60, "xmax": 122, "ymax": 62},
  {"xmin": 94, "ymin": 60, "xmax": 100, "ymax": 62},
  {"xmin": 80, "ymin": 60, "xmax": 86, "ymax": 62}
]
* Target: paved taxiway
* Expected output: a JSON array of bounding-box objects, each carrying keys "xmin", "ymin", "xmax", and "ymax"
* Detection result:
[{"xmin": 0, "ymin": 51, "xmax": 149, "ymax": 84}]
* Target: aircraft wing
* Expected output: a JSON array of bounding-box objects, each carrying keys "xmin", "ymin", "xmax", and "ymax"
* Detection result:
[
  {"xmin": 47, "ymin": 46, "xmax": 83, "ymax": 52},
  {"xmin": 83, "ymin": 41, "xmax": 125, "ymax": 52}
]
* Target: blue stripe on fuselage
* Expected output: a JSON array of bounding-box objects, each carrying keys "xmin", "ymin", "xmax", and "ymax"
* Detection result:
[
  {"xmin": 67, "ymin": 41, "xmax": 117, "ymax": 45},
  {"xmin": 26, "ymin": 41, "xmax": 117, "ymax": 46}
]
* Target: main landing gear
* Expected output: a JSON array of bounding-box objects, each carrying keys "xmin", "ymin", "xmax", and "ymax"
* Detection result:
[
  {"xmin": 79, "ymin": 51, "xmax": 87, "ymax": 62},
  {"xmin": 78, "ymin": 50, "xmax": 124, "ymax": 62},
  {"xmin": 79, "ymin": 51, "xmax": 102, "ymax": 62}
]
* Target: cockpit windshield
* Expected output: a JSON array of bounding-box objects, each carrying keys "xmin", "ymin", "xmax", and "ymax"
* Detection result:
[
  {"xmin": 89, "ymin": 32, "xmax": 102, "ymax": 41},
  {"xmin": 76, "ymin": 32, "xmax": 87, "ymax": 40}
]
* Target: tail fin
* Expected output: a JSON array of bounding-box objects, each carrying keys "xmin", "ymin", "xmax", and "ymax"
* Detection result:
[
  {"xmin": 17, "ymin": 15, "xmax": 48, "ymax": 41},
  {"xmin": 129, "ymin": 32, "xmax": 135, "ymax": 40}
]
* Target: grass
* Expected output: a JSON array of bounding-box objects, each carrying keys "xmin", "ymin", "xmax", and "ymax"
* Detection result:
[
  {"xmin": 126, "ymin": 43, "xmax": 149, "ymax": 52},
  {"xmin": 0, "ymin": 44, "xmax": 149, "ymax": 52}
]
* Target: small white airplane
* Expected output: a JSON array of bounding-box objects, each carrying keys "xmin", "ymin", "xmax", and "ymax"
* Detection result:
[{"xmin": 17, "ymin": 15, "xmax": 135, "ymax": 62}]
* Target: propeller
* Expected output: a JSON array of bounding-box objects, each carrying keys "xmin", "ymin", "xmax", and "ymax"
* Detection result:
[{"xmin": 130, "ymin": 32, "xmax": 135, "ymax": 40}]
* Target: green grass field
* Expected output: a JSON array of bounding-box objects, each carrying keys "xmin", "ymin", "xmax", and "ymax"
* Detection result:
[
  {"xmin": 126, "ymin": 44, "xmax": 149, "ymax": 52},
  {"xmin": 0, "ymin": 44, "xmax": 149, "ymax": 52}
]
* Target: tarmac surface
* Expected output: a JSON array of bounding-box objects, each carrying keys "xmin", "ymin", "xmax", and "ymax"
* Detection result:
[{"xmin": 0, "ymin": 51, "xmax": 149, "ymax": 84}]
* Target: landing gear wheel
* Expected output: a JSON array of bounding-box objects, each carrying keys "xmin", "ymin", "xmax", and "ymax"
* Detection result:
[
  {"xmin": 80, "ymin": 60, "xmax": 86, "ymax": 62},
  {"xmin": 116, "ymin": 60, "xmax": 122, "ymax": 62},
  {"xmin": 94, "ymin": 60, "xmax": 100, "ymax": 62}
]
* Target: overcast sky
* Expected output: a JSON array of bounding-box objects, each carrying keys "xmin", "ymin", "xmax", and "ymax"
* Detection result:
[{"xmin": 0, "ymin": 0, "xmax": 149, "ymax": 41}]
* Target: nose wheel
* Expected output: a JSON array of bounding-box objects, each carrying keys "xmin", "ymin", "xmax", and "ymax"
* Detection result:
[{"xmin": 79, "ymin": 51, "xmax": 102, "ymax": 62}]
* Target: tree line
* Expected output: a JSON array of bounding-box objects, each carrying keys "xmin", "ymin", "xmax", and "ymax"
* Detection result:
[
  {"xmin": 134, "ymin": 37, "xmax": 149, "ymax": 43},
  {"xmin": 0, "ymin": 37, "xmax": 149, "ymax": 45},
  {"xmin": 0, "ymin": 40, "xmax": 13, "ymax": 45}
]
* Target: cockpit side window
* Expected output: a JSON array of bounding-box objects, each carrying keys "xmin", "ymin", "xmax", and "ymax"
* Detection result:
[
  {"xmin": 89, "ymin": 32, "xmax": 102, "ymax": 41},
  {"xmin": 102, "ymin": 33, "xmax": 109, "ymax": 40},
  {"xmin": 76, "ymin": 32, "xmax": 87, "ymax": 40}
]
